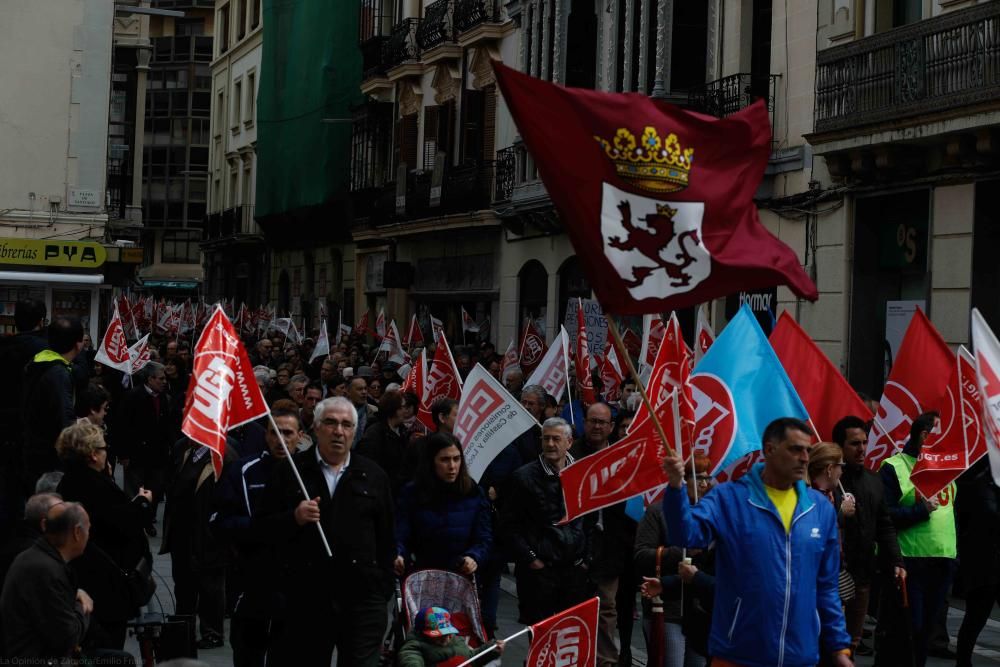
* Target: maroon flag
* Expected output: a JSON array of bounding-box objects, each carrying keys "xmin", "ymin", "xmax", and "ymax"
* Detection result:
[
  {"xmin": 770, "ymin": 312, "xmax": 872, "ymax": 441},
  {"xmin": 493, "ymin": 63, "xmax": 817, "ymax": 314},
  {"xmin": 621, "ymin": 326, "xmax": 642, "ymax": 362},
  {"xmin": 181, "ymin": 306, "xmax": 268, "ymax": 476},
  {"xmin": 527, "ymin": 598, "xmax": 599, "ymax": 667},
  {"xmin": 519, "ymin": 319, "xmax": 548, "ymax": 376}
]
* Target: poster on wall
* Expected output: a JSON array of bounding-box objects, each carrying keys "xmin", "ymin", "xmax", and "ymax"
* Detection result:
[{"xmin": 885, "ymin": 300, "xmax": 926, "ymax": 370}]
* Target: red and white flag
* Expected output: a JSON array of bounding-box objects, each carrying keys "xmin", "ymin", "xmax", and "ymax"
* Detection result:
[
  {"xmin": 116, "ymin": 294, "xmax": 137, "ymax": 339},
  {"xmin": 621, "ymin": 326, "xmax": 642, "ymax": 362},
  {"xmin": 519, "ymin": 319, "xmax": 548, "ymax": 376},
  {"xmin": 131, "ymin": 296, "xmax": 148, "ymax": 336},
  {"xmin": 310, "ymin": 319, "xmax": 330, "ymax": 363},
  {"xmin": 181, "ymin": 306, "xmax": 268, "ymax": 476},
  {"xmin": 695, "ymin": 306, "xmax": 715, "ymax": 366},
  {"xmin": 770, "ymin": 312, "xmax": 872, "ymax": 441},
  {"xmin": 402, "ymin": 347, "xmax": 427, "ymax": 400},
  {"xmin": 574, "ymin": 299, "xmax": 597, "ymax": 405},
  {"xmin": 599, "ymin": 339, "xmax": 625, "ymax": 402},
  {"xmin": 128, "ymin": 334, "xmax": 151, "ymax": 375},
  {"xmin": 417, "ymin": 331, "xmax": 464, "ymax": 431},
  {"xmin": 256, "ymin": 305, "xmax": 272, "ymax": 335},
  {"xmin": 355, "ymin": 310, "xmax": 371, "ymax": 336},
  {"xmin": 95, "ymin": 303, "xmax": 132, "ymax": 374},
  {"xmin": 865, "ymin": 308, "xmax": 952, "ymax": 470},
  {"xmin": 461, "ymin": 306, "xmax": 480, "ymax": 334},
  {"xmin": 500, "ymin": 340, "xmax": 520, "ymax": 383},
  {"xmin": 378, "ymin": 320, "xmax": 409, "ymax": 365},
  {"xmin": 527, "ymin": 598, "xmax": 599, "ymax": 667},
  {"xmin": 910, "ymin": 347, "xmax": 987, "ymax": 499},
  {"xmin": 375, "ymin": 309, "xmax": 387, "ymax": 340},
  {"xmin": 525, "ymin": 327, "xmax": 571, "ymax": 401},
  {"xmin": 455, "ymin": 365, "xmax": 540, "ymax": 482},
  {"xmin": 639, "ymin": 314, "xmax": 666, "ymax": 374},
  {"xmin": 429, "ymin": 313, "xmax": 444, "ymax": 340},
  {"xmin": 970, "ymin": 308, "xmax": 1000, "ymax": 487},
  {"xmin": 404, "ymin": 314, "xmax": 424, "ymax": 347}
]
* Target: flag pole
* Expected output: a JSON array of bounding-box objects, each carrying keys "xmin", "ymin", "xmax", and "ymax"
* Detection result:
[
  {"xmin": 607, "ymin": 317, "xmax": 677, "ymax": 458},
  {"xmin": 266, "ymin": 410, "xmax": 333, "ymax": 558},
  {"xmin": 561, "ymin": 327, "xmax": 575, "ymax": 428},
  {"xmin": 453, "ymin": 626, "xmax": 532, "ymax": 667}
]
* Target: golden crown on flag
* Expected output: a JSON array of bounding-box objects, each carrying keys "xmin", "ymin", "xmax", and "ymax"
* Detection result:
[{"xmin": 593, "ymin": 126, "xmax": 694, "ymax": 192}]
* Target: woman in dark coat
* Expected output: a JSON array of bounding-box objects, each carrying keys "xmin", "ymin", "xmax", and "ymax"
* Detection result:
[
  {"xmin": 55, "ymin": 421, "xmax": 154, "ymax": 650},
  {"xmin": 357, "ymin": 389, "xmax": 409, "ymax": 494}
]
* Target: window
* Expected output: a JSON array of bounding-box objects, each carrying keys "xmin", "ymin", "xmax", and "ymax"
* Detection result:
[
  {"xmin": 245, "ymin": 71, "xmax": 256, "ymax": 126},
  {"xmin": 218, "ymin": 3, "xmax": 230, "ymax": 55},
  {"xmin": 229, "ymin": 171, "xmax": 239, "ymax": 208},
  {"xmin": 215, "ymin": 90, "xmax": 225, "ymax": 137},
  {"xmin": 242, "ymin": 165, "xmax": 253, "ymax": 208},
  {"xmin": 162, "ymin": 230, "xmax": 202, "ymax": 264},
  {"xmin": 237, "ymin": 0, "xmax": 247, "ymax": 40},
  {"xmin": 251, "ymin": 0, "xmax": 261, "ymax": 28},
  {"xmin": 232, "ymin": 79, "xmax": 242, "ymax": 133}
]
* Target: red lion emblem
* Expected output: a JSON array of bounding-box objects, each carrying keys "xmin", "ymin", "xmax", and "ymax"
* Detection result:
[{"xmin": 608, "ymin": 201, "xmax": 701, "ymax": 288}]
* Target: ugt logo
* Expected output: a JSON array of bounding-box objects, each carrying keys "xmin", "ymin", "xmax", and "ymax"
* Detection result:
[
  {"xmin": 529, "ymin": 615, "xmax": 593, "ymax": 667},
  {"xmin": 601, "ymin": 182, "xmax": 710, "ymax": 301}
]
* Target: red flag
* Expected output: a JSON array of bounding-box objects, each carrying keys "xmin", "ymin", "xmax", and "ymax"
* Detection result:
[
  {"xmin": 116, "ymin": 294, "xmax": 134, "ymax": 337},
  {"xmin": 500, "ymin": 340, "xmax": 520, "ymax": 382},
  {"xmin": 402, "ymin": 348, "xmax": 427, "ymax": 401},
  {"xmin": 910, "ymin": 348, "xmax": 987, "ymax": 499},
  {"xmin": 599, "ymin": 339, "xmax": 625, "ymax": 402},
  {"xmin": 404, "ymin": 314, "xmax": 424, "ymax": 347},
  {"xmin": 640, "ymin": 314, "xmax": 665, "ymax": 370},
  {"xmin": 181, "ymin": 306, "xmax": 269, "ymax": 476},
  {"xmin": 695, "ymin": 306, "xmax": 715, "ymax": 364},
  {"xmin": 417, "ymin": 331, "xmax": 463, "ymax": 431},
  {"xmin": 95, "ymin": 303, "xmax": 131, "ymax": 373},
  {"xmin": 621, "ymin": 327, "xmax": 642, "ymax": 362},
  {"xmin": 527, "ymin": 598, "xmax": 599, "ymax": 667},
  {"xmin": 519, "ymin": 319, "xmax": 548, "ymax": 376},
  {"xmin": 492, "ymin": 62, "xmax": 817, "ymax": 315},
  {"xmin": 574, "ymin": 301, "xmax": 596, "ymax": 405},
  {"xmin": 865, "ymin": 308, "xmax": 952, "ymax": 470},
  {"xmin": 769, "ymin": 312, "xmax": 872, "ymax": 441},
  {"xmin": 356, "ymin": 310, "xmax": 371, "ymax": 336}
]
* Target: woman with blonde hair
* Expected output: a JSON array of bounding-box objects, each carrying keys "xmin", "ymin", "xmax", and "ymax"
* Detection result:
[
  {"xmin": 808, "ymin": 442, "xmax": 857, "ymax": 616},
  {"xmin": 56, "ymin": 421, "xmax": 154, "ymax": 650}
]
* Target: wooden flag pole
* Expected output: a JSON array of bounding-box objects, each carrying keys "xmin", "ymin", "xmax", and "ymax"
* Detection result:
[{"xmin": 606, "ymin": 317, "xmax": 681, "ymax": 459}]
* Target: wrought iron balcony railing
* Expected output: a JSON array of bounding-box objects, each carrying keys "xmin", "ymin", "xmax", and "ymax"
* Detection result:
[
  {"xmin": 416, "ymin": 0, "xmax": 453, "ymax": 50},
  {"xmin": 494, "ymin": 145, "xmax": 518, "ymax": 201},
  {"xmin": 814, "ymin": 3, "xmax": 1000, "ymax": 133},
  {"xmin": 361, "ymin": 36, "xmax": 389, "ymax": 79},
  {"xmin": 687, "ymin": 73, "xmax": 777, "ymax": 120},
  {"xmin": 385, "ymin": 18, "xmax": 421, "ymax": 69},
  {"xmin": 454, "ymin": 0, "xmax": 501, "ymax": 33}
]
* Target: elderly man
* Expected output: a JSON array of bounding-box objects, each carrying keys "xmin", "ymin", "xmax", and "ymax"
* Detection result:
[
  {"xmin": 262, "ymin": 397, "xmax": 395, "ymax": 666},
  {"xmin": 661, "ymin": 418, "xmax": 852, "ymax": 667},
  {"xmin": 1, "ymin": 501, "xmax": 93, "ymax": 660},
  {"xmin": 249, "ymin": 339, "xmax": 274, "ymax": 368},
  {"xmin": 287, "ymin": 374, "xmax": 309, "ymax": 408},
  {"xmin": 500, "ymin": 417, "xmax": 590, "ymax": 624},
  {"xmin": 347, "ymin": 376, "xmax": 377, "ymax": 447}
]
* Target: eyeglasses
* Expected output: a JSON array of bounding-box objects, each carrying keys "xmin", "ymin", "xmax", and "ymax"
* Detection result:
[
  {"xmin": 586, "ymin": 418, "xmax": 612, "ymax": 427},
  {"xmin": 93, "ymin": 446, "xmax": 108, "ymax": 452},
  {"xmin": 320, "ymin": 418, "xmax": 356, "ymax": 431}
]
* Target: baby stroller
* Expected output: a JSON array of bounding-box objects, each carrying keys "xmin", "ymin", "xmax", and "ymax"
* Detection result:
[{"xmin": 382, "ymin": 568, "xmax": 500, "ymax": 665}]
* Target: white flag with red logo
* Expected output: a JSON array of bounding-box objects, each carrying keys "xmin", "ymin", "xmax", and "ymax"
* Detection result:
[
  {"xmin": 454, "ymin": 365, "xmax": 539, "ymax": 482},
  {"xmin": 404, "ymin": 314, "xmax": 424, "ymax": 347},
  {"xmin": 971, "ymin": 308, "xmax": 1000, "ymax": 487},
  {"xmin": 865, "ymin": 308, "xmax": 952, "ymax": 470},
  {"xmin": 378, "ymin": 320, "xmax": 409, "ymax": 365},
  {"xmin": 402, "ymin": 347, "xmax": 427, "ymax": 400},
  {"xmin": 181, "ymin": 306, "xmax": 269, "ymax": 476},
  {"xmin": 310, "ymin": 319, "xmax": 330, "ymax": 363},
  {"xmin": 526, "ymin": 597, "xmax": 599, "ymax": 667},
  {"xmin": 500, "ymin": 340, "xmax": 520, "ymax": 383},
  {"xmin": 375, "ymin": 309, "xmax": 387, "ymax": 340},
  {"xmin": 461, "ymin": 306, "xmax": 480, "ymax": 334},
  {"xmin": 95, "ymin": 303, "xmax": 132, "ymax": 374},
  {"xmin": 639, "ymin": 313, "xmax": 666, "ymax": 375},
  {"xmin": 574, "ymin": 299, "xmax": 597, "ymax": 405},
  {"xmin": 429, "ymin": 313, "xmax": 444, "ymax": 340},
  {"xmin": 910, "ymin": 347, "xmax": 988, "ymax": 499},
  {"xmin": 600, "ymin": 339, "xmax": 625, "ymax": 403},
  {"xmin": 417, "ymin": 331, "xmax": 464, "ymax": 431},
  {"xmin": 526, "ymin": 327, "xmax": 571, "ymax": 401},
  {"xmin": 128, "ymin": 334, "xmax": 151, "ymax": 374},
  {"xmin": 695, "ymin": 306, "xmax": 715, "ymax": 365},
  {"xmin": 519, "ymin": 319, "xmax": 548, "ymax": 376}
]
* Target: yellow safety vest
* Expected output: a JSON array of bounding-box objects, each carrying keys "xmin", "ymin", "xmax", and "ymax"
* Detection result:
[{"xmin": 881, "ymin": 453, "xmax": 956, "ymax": 559}]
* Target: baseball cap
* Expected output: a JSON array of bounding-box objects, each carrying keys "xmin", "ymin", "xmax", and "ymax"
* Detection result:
[{"xmin": 416, "ymin": 606, "xmax": 459, "ymax": 638}]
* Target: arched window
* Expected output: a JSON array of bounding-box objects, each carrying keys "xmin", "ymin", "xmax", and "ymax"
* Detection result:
[
  {"xmin": 518, "ymin": 260, "xmax": 548, "ymax": 335},
  {"xmin": 557, "ymin": 256, "xmax": 590, "ymax": 325}
]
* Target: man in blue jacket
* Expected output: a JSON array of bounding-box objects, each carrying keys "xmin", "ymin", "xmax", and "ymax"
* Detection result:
[{"xmin": 661, "ymin": 417, "xmax": 852, "ymax": 667}]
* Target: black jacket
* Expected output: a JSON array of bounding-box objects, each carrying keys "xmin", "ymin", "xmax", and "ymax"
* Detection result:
[
  {"xmin": 956, "ymin": 458, "xmax": 1000, "ymax": 590},
  {"xmin": 499, "ymin": 458, "xmax": 590, "ymax": 567},
  {"xmin": 357, "ymin": 419, "xmax": 409, "ymax": 494},
  {"xmin": 0, "ymin": 538, "xmax": 89, "ymax": 659},
  {"xmin": 841, "ymin": 463, "xmax": 903, "ymax": 583},
  {"xmin": 0, "ymin": 331, "xmax": 46, "ymax": 441},
  {"xmin": 113, "ymin": 386, "xmax": 175, "ymax": 468},
  {"xmin": 160, "ymin": 444, "xmax": 233, "ymax": 570},
  {"xmin": 21, "ymin": 352, "xmax": 76, "ymax": 481},
  {"xmin": 260, "ymin": 448, "xmax": 396, "ymax": 612}
]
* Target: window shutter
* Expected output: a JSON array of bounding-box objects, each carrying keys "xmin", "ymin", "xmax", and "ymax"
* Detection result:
[
  {"xmin": 422, "ymin": 106, "xmax": 439, "ymax": 171},
  {"xmin": 482, "ymin": 85, "xmax": 496, "ymax": 163}
]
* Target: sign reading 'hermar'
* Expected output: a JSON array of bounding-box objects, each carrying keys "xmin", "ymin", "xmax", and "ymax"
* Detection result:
[{"xmin": 0, "ymin": 239, "xmax": 107, "ymax": 268}]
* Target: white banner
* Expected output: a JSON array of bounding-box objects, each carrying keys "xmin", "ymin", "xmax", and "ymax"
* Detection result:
[
  {"xmin": 525, "ymin": 326, "xmax": 570, "ymax": 400},
  {"xmin": 455, "ymin": 365, "xmax": 539, "ymax": 482}
]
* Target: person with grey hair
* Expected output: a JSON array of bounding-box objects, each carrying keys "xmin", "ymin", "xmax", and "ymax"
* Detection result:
[
  {"xmin": 261, "ymin": 395, "xmax": 394, "ymax": 665},
  {"xmin": 115, "ymin": 358, "xmax": 175, "ymax": 532},
  {"xmin": 35, "ymin": 470, "xmax": 64, "ymax": 494},
  {"xmin": 0, "ymin": 492, "xmax": 64, "ymax": 593},
  {"xmin": 1, "ymin": 501, "xmax": 93, "ymax": 660},
  {"xmin": 499, "ymin": 416, "xmax": 590, "ymax": 624},
  {"xmin": 253, "ymin": 365, "xmax": 272, "ymax": 394}
]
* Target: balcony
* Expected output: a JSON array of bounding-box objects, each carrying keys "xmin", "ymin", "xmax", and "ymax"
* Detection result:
[
  {"xmin": 688, "ymin": 73, "xmax": 778, "ymax": 130},
  {"xmin": 201, "ymin": 206, "xmax": 262, "ymax": 247},
  {"xmin": 361, "ymin": 36, "xmax": 389, "ymax": 80},
  {"xmin": 416, "ymin": 0, "xmax": 452, "ymax": 50},
  {"xmin": 814, "ymin": 3, "xmax": 1000, "ymax": 134},
  {"xmin": 454, "ymin": 0, "xmax": 507, "ymax": 46},
  {"xmin": 385, "ymin": 18, "xmax": 421, "ymax": 74}
]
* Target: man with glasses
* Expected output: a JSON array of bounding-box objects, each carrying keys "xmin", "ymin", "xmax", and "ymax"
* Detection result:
[{"xmin": 261, "ymin": 397, "xmax": 395, "ymax": 666}]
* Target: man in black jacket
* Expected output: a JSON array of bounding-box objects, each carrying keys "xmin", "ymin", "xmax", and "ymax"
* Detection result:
[
  {"xmin": 0, "ymin": 501, "xmax": 93, "ymax": 659},
  {"xmin": 500, "ymin": 416, "xmax": 590, "ymax": 625},
  {"xmin": 261, "ymin": 396, "xmax": 395, "ymax": 666},
  {"xmin": 21, "ymin": 317, "xmax": 84, "ymax": 490},
  {"xmin": 833, "ymin": 415, "xmax": 904, "ymax": 657}
]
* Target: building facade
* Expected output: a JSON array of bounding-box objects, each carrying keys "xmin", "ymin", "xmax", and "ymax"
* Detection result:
[{"xmin": 201, "ymin": 0, "xmax": 266, "ymax": 306}]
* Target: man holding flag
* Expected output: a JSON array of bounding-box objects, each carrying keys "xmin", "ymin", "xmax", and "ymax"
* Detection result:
[{"xmin": 661, "ymin": 418, "xmax": 852, "ymax": 667}]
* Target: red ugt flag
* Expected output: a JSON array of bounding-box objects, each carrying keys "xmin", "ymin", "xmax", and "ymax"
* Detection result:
[
  {"xmin": 574, "ymin": 301, "xmax": 597, "ymax": 405},
  {"xmin": 492, "ymin": 62, "xmax": 817, "ymax": 315},
  {"xmin": 769, "ymin": 312, "xmax": 872, "ymax": 441},
  {"xmin": 95, "ymin": 303, "xmax": 131, "ymax": 374},
  {"xmin": 182, "ymin": 306, "xmax": 268, "ymax": 476},
  {"xmin": 527, "ymin": 597, "xmax": 599, "ymax": 667},
  {"xmin": 865, "ymin": 308, "xmax": 952, "ymax": 470},
  {"xmin": 416, "ymin": 331, "xmax": 463, "ymax": 431}
]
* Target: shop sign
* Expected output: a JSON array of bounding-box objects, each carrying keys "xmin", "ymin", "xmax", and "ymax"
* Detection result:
[{"xmin": 0, "ymin": 238, "xmax": 106, "ymax": 268}]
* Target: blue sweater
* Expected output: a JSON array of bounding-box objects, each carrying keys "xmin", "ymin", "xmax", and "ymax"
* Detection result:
[
  {"xmin": 396, "ymin": 482, "xmax": 493, "ymax": 570},
  {"xmin": 662, "ymin": 463, "xmax": 850, "ymax": 667}
]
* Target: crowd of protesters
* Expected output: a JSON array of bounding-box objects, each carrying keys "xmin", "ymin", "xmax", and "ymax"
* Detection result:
[{"xmin": 0, "ymin": 298, "xmax": 998, "ymax": 667}]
